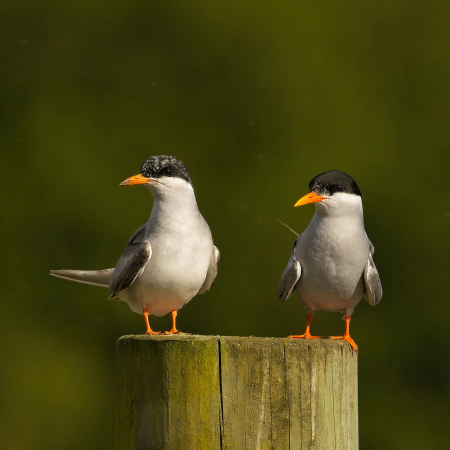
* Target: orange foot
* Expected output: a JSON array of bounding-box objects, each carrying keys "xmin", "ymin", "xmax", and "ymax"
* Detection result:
[
  {"xmin": 330, "ymin": 334, "xmax": 357, "ymax": 352},
  {"xmin": 289, "ymin": 312, "xmax": 321, "ymax": 339},
  {"xmin": 146, "ymin": 330, "xmax": 162, "ymax": 335},
  {"xmin": 289, "ymin": 331, "xmax": 321, "ymax": 339}
]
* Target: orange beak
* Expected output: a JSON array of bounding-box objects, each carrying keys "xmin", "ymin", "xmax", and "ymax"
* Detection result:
[
  {"xmin": 120, "ymin": 174, "xmax": 155, "ymax": 186},
  {"xmin": 294, "ymin": 191, "xmax": 326, "ymax": 207}
]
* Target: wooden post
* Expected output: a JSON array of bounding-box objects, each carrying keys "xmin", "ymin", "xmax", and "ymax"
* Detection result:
[{"xmin": 116, "ymin": 336, "xmax": 358, "ymax": 450}]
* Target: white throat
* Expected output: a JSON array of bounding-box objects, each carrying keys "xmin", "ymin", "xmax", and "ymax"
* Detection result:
[
  {"xmin": 145, "ymin": 177, "xmax": 201, "ymax": 234},
  {"xmin": 314, "ymin": 192, "xmax": 364, "ymax": 221}
]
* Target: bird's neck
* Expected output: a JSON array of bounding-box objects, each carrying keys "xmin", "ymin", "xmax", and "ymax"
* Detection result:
[
  {"xmin": 147, "ymin": 184, "xmax": 201, "ymax": 233},
  {"xmin": 314, "ymin": 194, "xmax": 364, "ymax": 224}
]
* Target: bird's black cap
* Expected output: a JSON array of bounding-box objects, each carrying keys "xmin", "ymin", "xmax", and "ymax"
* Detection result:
[
  {"xmin": 141, "ymin": 155, "xmax": 191, "ymax": 183},
  {"xmin": 309, "ymin": 170, "xmax": 362, "ymax": 197}
]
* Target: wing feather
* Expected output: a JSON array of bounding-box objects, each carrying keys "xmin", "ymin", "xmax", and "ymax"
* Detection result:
[
  {"xmin": 108, "ymin": 241, "xmax": 151, "ymax": 299},
  {"xmin": 126, "ymin": 224, "xmax": 147, "ymax": 247},
  {"xmin": 50, "ymin": 225, "xmax": 148, "ymax": 291},
  {"xmin": 197, "ymin": 246, "xmax": 220, "ymax": 295},
  {"xmin": 278, "ymin": 254, "xmax": 301, "ymax": 302},
  {"xmin": 363, "ymin": 242, "xmax": 383, "ymax": 306}
]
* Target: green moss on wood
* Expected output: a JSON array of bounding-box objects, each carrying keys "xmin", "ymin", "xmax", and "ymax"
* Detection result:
[{"xmin": 116, "ymin": 335, "xmax": 221, "ymax": 450}]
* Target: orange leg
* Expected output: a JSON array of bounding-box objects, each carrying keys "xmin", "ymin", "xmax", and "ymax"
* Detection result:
[
  {"xmin": 330, "ymin": 315, "xmax": 357, "ymax": 352},
  {"xmin": 168, "ymin": 309, "xmax": 184, "ymax": 335},
  {"xmin": 143, "ymin": 308, "xmax": 161, "ymax": 335},
  {"xmin": 289, "ymin": 312, "xmax": 321, "ymax": 339}
]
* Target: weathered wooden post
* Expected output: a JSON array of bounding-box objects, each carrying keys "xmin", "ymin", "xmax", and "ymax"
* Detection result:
[{"xmin": 116, "ymin": 335, "xmax": 358, "ymax": 450}]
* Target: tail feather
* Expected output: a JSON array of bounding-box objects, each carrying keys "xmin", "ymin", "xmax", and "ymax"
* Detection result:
[{"xmin": 50, "ymin": 269, "xmax": 114, "ymax": 288}]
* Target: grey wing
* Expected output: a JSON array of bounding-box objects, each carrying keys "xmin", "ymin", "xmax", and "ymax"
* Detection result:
[
  {"xmin": 278, "ymin": 253, "xmax": 301, "ymax": 302},
  {"xmin": 363, "ymin": 242, "xmax": 383, "ymax": 306},
  {"xmin": 108, "ymin": 241, "xmax": 152, "ymax": 299},
  {"xmin": 126, "ymin": 224, "xmax": 147, "ymax": 247},
  {"xmin": 197, "ymin": 245, "xmax": 220, "ymax": 295}
]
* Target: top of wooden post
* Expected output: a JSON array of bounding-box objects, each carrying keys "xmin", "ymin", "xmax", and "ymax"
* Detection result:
[
  {"xmin": 117, "ymin": 333, "xmax": 357, "ymax": 349},
  {"xmin": 116, "ymin": 334, "xmax": 358, "ymax": 450}
]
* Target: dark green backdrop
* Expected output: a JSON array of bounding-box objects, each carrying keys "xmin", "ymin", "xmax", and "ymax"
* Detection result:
[{"xmin": 1, "ymin": 1, "xmax": 449, "ymax": 449}]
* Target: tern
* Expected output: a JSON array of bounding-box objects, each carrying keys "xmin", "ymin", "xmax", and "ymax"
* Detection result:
[
  {"xmin": 51, "ymin": 155, "xmax": 220, "ymax": 335},
  {"xmin": 278, "ymin": 170, "xmax": 382, "ymax": 351}
]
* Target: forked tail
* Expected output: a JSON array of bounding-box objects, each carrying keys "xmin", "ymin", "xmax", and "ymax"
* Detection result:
[{"xmin": 50, "ymin": 269, "xmax": 113, "ymax": 288}]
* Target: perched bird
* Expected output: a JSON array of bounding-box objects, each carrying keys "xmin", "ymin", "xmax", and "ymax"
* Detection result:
[
  {"xmin": 51, "ymin": 155, "xmax": 219, "ymax": 335},
  {"xmin": 278, "ymin": 170, "xmax": 382, "ymax": 351}
]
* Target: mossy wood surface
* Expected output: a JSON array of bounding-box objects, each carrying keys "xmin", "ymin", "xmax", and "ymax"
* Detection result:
[{"xmin": 116, "ymin": 336, "xmax": 358, "ymax": 450}]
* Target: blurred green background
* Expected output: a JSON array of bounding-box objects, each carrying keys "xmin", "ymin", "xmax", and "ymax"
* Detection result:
[{"xmin": 1, "ymin": 0, "xmax": 450, "ymax": 449}]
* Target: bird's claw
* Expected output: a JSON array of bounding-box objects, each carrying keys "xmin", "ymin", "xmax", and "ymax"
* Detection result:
[
  {"xmin": 329, "ymin": 334, "xmax": 357, "ymax": 352},
  {"xmin": 289, "ymin": 332, "xmax": 321, "ymax": 339}
]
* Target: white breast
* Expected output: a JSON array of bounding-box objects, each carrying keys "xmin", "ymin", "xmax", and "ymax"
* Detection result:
[
  {"xmin": 295, "ymin": 193, "xmax": 370, "ymax": 313},
  {"xmin": 126, "ymin": 226, "xmax": 213, "ymax": 316}
]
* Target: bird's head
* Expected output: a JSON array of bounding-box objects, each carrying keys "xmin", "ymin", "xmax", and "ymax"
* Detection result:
[
  {"xmin": 120, "ymin": 155, "xmax": 192, "ymax": 196},
  {"xmin": 295, "ymin": 170, "xmax": 363, "ymax": 216}
]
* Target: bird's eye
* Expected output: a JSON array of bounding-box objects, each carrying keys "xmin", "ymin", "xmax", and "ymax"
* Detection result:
[
  {"xmin": 335, "ymin": 185, "xmax": 344, "ymax": 192},
  {"xmin": 161, "ymin": 167, "xmax": 173, "ymax": 176}
]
